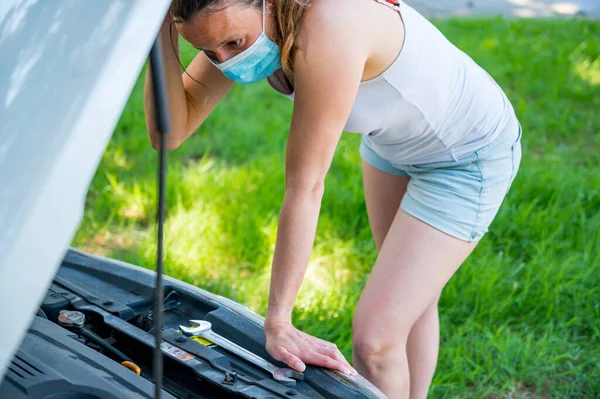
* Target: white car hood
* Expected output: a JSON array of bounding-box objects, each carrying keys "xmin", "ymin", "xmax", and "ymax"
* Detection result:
[{"xmin": 0, "ymin": 0, "xmax": 171, "ymax": 381}]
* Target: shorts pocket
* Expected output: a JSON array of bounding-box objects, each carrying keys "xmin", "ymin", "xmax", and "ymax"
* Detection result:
[{"xmin": 404, "ymin": 153, "xmax": 479, "ymax": 173}]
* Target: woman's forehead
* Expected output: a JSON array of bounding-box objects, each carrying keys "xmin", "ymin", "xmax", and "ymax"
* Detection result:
[{"xmin": 178, "ymin": 4, "xmax": 260, "ymax": 48}]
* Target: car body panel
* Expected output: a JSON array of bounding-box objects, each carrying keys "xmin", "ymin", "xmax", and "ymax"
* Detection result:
[{"xmin": 0, "ymin": 0, "xmax": 171, "ymax": 381}]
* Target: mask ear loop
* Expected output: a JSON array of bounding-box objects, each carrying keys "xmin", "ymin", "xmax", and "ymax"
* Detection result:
[{"xmin": 262, "ymin": 0, "xmax": 266, "ymax": 33}]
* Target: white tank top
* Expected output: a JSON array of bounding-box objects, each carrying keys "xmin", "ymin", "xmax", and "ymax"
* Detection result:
[{"xmin": 266, "ymin": 0, "xmax": 518, "ymax": 165}]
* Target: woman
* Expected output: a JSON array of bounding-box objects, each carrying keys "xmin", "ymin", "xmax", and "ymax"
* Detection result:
[{"xmin": 143, "ymin": 0, "xmax": 522, "ymax": 397}]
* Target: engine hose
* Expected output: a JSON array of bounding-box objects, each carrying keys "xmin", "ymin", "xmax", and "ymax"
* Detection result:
[{"xmin": 76, "ymin": 326, "xmax": 133, "ymax": 363}]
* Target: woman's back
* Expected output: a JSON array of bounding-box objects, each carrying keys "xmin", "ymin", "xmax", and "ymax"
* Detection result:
[{"xmin": 269, "ymin": 0, "xmax": 517, "ymax": 165}]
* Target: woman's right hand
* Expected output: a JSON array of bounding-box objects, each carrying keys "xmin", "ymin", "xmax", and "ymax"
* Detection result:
[{"xmin": 264, "ymin": 319, "xmax": 358, "ymax": 376}]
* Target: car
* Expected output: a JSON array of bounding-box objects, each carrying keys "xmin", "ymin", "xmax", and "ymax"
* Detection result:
[{"xmin": 0, "ymin": 1, "xmax": 386, "ymax": 398}]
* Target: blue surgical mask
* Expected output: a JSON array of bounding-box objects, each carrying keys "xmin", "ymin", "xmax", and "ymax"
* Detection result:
[{"xmin": 208, "ymin": 0, "xmax": 282, "ymax": 85}]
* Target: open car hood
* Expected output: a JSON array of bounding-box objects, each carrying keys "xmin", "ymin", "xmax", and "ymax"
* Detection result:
[{"xmin": 0, "ymin": 0, "xmax": 172, "ymax": 381}]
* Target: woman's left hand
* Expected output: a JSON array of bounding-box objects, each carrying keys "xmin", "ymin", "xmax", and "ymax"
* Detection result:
[{"xmin": 264, "ymin": 320, "xmax": 358, "ymax": 376}]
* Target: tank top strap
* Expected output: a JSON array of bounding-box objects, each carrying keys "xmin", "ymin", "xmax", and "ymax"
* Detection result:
[{"xmin": 373, "ymin": 0, "xmax": 402, "ymax": 12}]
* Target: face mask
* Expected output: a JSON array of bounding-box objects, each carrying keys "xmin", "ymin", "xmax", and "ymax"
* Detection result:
[{"xmin": 208, "ymin": 0, "xmax": 282, "ymax": 85}]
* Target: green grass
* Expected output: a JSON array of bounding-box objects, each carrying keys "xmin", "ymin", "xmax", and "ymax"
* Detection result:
[{"xmin": 72, "ymin": 17, "xmax": 600, "ymax": 398}]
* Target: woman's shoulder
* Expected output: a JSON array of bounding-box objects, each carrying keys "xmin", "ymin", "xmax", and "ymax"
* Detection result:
[
  {"xmin": 302, "ymin": 0, "xmax": 367, "ymax": 28},
  {"xmin": 297, "ymin": 0, "xmax": 370, "ymax": 52}
]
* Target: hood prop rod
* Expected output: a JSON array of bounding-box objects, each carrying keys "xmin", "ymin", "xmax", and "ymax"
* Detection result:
[{"xmin": 149, "ymin": 32, "xmax": 171, "ymax": 399}]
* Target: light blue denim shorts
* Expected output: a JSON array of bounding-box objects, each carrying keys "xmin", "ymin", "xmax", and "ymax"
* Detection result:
[{"xmin": 359, "ymin": 121, "xmax": 522, "ymax": 242}]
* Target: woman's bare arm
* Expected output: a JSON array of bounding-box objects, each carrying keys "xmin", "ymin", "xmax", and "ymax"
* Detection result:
[
  {"xmin": 144, "ymin": 15, "xmax": 234, "ymax": 150},
  {"xmin": 266, "ymin": 6, "xmax": 368, "ymax": 328},
  {"xmin": 263, "ymin": 5, "xmax": 370, "ymax": 374}
]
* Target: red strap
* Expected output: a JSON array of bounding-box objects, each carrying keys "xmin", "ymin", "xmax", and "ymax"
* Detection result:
[{"xmin": 374, "ymin": 0, "xmax": 401, "ymax": 12}]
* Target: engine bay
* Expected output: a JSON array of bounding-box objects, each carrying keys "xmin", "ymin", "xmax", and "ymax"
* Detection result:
[{"xmin": 0, "ymin": 250, "xmax": 373, "ymax": 399}]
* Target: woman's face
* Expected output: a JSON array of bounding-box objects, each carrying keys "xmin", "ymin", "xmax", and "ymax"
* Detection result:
[{"xmin": 177, "ymin": 2, "xmax": 272, "ymax": 64}]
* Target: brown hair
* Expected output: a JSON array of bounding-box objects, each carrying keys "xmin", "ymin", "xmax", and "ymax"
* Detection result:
[{"xmin": 170, "ymin": 0, "xmax": 309, "ymax": 78}]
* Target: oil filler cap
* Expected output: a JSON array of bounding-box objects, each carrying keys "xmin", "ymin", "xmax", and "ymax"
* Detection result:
[{"xmin": 58, "ymin": 310, "xmax": 85, "ymax": 328}]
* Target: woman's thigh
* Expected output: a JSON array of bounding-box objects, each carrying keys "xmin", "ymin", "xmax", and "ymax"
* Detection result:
[
  {"xmin": 353, "ymin": 209, "xmax": 477, "ymax": 343},
  {"xmin": 361, "ymin": 159, "xmax": 410, "ymax": 250},
  {"xmin": 357, "ymin": 143, "xmax": 475, "ymax": 343}
]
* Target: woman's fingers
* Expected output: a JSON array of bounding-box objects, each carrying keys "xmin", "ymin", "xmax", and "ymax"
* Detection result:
[
  {"xmin": 315, "ymin": 346, "xmax": 354, "ymax": 369},
  {"xmin": 314, "ymin": 345, "xmax": 341, "ymax": 361},
  {"xmin": 273, "ymin": 345, "xmax": 306, "ymax": 372},
  {"xmin": 302, "ymin": 351, "xmax": 354, "ymax": 375},
  {"xmin": 310, "ymin": 338, "xmax": 357, "ymax": 374}
]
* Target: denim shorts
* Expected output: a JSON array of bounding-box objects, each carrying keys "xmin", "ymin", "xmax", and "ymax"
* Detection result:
[{"xmin": 359, "ymin": 121, "xmax": 523, "ymax": 242}]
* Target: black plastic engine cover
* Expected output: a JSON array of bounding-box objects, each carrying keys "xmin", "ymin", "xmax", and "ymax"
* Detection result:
[{"xmin": 0, "ymin": 317, "xmax": 176, "ymax": 399}]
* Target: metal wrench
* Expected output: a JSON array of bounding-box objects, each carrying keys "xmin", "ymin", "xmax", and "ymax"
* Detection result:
[{"xmin": 179, "ymin": 320, "xmax": 304, "ymax": 386}]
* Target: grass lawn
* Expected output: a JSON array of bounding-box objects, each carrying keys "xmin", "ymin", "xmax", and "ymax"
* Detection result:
[{"xmin": 72, "ymin": 17, "xmax": 600, "ymax": 398}]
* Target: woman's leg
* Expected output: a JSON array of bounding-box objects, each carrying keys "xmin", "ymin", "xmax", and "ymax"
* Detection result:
[
  {"xmin": 406, "ymin": 295, "xmax": 440, "ymax": 399},
  {"xmin": 359, "ymin": 161, "xmax": 442, "ymax": 397},
  {"xmin": 361, "ymin": 161, "xmax": 439, "ymax": 397},
  {"xmin": 356, "ymin": 162, "xmax": 477, "ymax": 398},
  {"xmin": 361, "ymin": 160, "xmax": 409, "ymax": 249}
]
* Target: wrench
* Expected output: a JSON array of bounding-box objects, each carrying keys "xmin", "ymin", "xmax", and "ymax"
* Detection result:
[{"xmin": 179, "ymin": 320, "xmax": 304, "ymax": 386}]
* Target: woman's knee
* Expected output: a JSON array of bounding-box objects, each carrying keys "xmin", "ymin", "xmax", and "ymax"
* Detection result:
[
  {"xmin": 352, "ymin": 294, "xmax": 441, "ymax": 363},
  {"xmin": 352, "ymin": 311, "xmax": 408, "ymax": 365},
  {"xmin": 352, "ymin": 335, "xmax": 403, "ymax": 373}
]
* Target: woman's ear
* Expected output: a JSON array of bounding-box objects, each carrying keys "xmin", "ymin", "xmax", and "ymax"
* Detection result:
[
  {"xmin": 265, "ymin": 0, "xmax": 276, "ymax": 38},
  {"xmin": 266, "ymin": 0, "xmax": 275, "ymax": 16}
]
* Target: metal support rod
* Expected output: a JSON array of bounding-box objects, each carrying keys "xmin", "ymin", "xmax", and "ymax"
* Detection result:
[{"xmin": 149, "ymin": 33, "xmax": 170, "ymax": 399}]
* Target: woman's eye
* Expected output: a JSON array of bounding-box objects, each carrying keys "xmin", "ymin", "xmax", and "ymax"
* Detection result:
[{"xmin": 229, "ymin": 39, "xmax": 242, "ymax": 48}]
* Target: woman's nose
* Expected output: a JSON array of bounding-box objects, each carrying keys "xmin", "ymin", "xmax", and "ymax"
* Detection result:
[
  {"xmin": 216, "ymin": 46, "xmax": 248, "ymax": 64},
  {"xmin": 215, "ymin": 50, "xmax": 235, "ymax": 64}
]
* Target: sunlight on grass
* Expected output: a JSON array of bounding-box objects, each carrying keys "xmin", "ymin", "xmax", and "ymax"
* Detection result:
[
  {"xmin": 103, "ymin": 173, "xmax": 151, "ymax": 223},
  {"xmin": 297, "ymin": 244, "xmax": 354, "ymax": 311},
  {"xmin": 163, "ymin": 206, "xmax": 225, "ymax": 279},
  {"xmin": 118, "ymin": 188, "xmax": 148, "ymax": 221},
  {"xmin": 574, "ymin": 56, "xmax": 600, "ymax": 86},
  {"xmin": 105, "ymin": 147, "xmax": 131, "ymax": 170},
  {"xmin": 78, "ymin": 230, "xmax": 138, "ymax": 256},
  {"xmin": 246, "ymin": 219, "xmax": 357, "ymax": 314},
  {"xmin": 570, "ymin": 40, "xmax": 600, "ymax": 86}
]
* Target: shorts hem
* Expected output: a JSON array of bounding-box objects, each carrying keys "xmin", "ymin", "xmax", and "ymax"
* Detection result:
[
  {"xmin": 359, "ymin": 140, "xmax": 409, "ymax": 177},
  {"xmin": 401, "ymin": 191, "xmax": 485, "ymax": 243}
]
